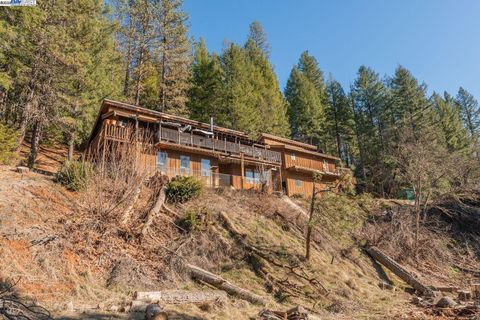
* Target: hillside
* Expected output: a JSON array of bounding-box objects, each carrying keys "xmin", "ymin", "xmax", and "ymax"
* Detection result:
[{"xmin": 2, "ymin": 164, "xmax": 479, "ymax": 319}]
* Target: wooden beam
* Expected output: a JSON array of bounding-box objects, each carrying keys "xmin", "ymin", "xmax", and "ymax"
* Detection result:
[{"xmin": 240, "ymin": 153, "xmax": 245, "ymax": 190}]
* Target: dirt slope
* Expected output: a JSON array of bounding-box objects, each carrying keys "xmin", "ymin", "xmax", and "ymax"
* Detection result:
[{"xmin": 1, "ymin": 164, "xmax": 475, "ymax": 319}]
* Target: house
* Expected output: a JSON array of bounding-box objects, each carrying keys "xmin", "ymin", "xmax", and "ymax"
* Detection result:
[
  {"xmin": 258, "ymin": 133, "xmax": 341, "ymax": 197},
  {"xmin": 86, "ymin": 100, "xmax": 283, "ymax": 192},
  {"xmin": 85, "ymin": 99, "xmax": 343, "ymax": 197}
]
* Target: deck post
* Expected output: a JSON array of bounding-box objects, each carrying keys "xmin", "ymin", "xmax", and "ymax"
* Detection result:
[{"xmin": 240, "ymin": 152, "xmax": 245, "ymax": 190}]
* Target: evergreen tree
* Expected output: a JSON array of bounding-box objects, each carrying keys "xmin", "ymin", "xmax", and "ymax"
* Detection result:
[
  {"xmin": 297, "ymin": 51, "xmax": 327, "ymax": 106},
  {"xmin": 155, "ymin": 0, "xmax": 192, "ymax": 115},
  {"xmin": 220, "ymin": 43, "xmax": 261, "ymax": 135},
  {"xmin": 325, "ymin": 75, "xmax": 356, "ymax": 164},
  {"xmin": 351, "ymin": 66, "xmax": 390, "ymax": 194},
  {"xmin": 389, "ymin": 65, "xmax": 431, "ymax": 142},
  {"xmin": 285, "ymin": 66, "xmax": 323, "ymax": 143},
  {"xmin": 455, "ymin": 87, "xmax": 480, "ymax": 150},
  {"xmin": 433, "ymin": 92, "xmax": 469, "ymax": 153},
  {"xmin": 188, "ymin": 38, "xmax": 227, "ymax": 124},
  {"xmin": 247, "ymin": 20, "xmax": 271, "ymax": 57},
  {"xmin": 244, "ymin": 38, "xmax": 290, "ymax": 137}
]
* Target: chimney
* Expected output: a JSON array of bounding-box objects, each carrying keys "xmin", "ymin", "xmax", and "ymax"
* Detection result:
[{"xmin": 210, "ymin": 117, "xmax": 214, "ymax": 132}]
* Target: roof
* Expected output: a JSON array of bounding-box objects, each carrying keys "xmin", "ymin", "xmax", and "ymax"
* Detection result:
[
  {"xmin": 102, "ymin": 99, "xmax": 250, "ymax": 138},
  {"xmin": 259, "ymin": 133, "xmax": 318, "ymax": 151},
  {"xmin": 87, "ymin": 99, "xmax": 253, "ymax": 146}
]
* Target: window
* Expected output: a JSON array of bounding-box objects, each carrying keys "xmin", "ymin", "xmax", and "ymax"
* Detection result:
[
  {"xmin": 201, "ymin": 159, "xmax": 211, "ymax": 177},
  {"xmin": 119, "ymin": 119, "xmax": 128, "ymax": 127},
  {"xmin": 180, "ymin": 155, "xmax": 190, "ymax": 175},
  {"xmin": 245, "ymin": 169, "xmax": 260, "ymax": 183},
  {"xmin": 295, "ymin": 179, "xmax": 302, "ymax": 187},
  {"xmin": 291, "ymin": 152, "xmax": 296, "ymax": 160},
  {"xmin": 157, "ymin": 152, "xmax": 167, "ymax": 170},
  {"xmin": 245, "ymin": 169, "xmax": 254, "ymax": 183}
]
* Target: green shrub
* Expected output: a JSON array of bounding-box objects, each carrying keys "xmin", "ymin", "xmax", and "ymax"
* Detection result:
[
  {"xmin": 55, "ymin": 160, "xmax": 93, "ymax": 191},
  {"xmin": 0, "ymin": 123, "xmax": 18, "ymax": 165},
  {"xmin": 178, "ymin": 207, "xmax": 212, "ymax": 232},
  {"xmin": 166, "ymin": 176, "xmax": 203, "ymax": 203}
]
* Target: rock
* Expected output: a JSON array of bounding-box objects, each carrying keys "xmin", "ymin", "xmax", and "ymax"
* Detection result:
[
  {"xmin": 145, "ymin": 303, "xmax": 166, "ymax": 320},
  {"xmin": 458, "ymin": 290, "xmax": 472, "ymax": 301},
  {"xmin": 378, "ymin": 282, "xmax": 394, "ymax": 290},
  {"xmin": 436, "ymin": 296, "xmax": 457, "ymax": 308},
  {"xmin": 16, "ymin": 166, "xmax": 29, "ymax": 174}
]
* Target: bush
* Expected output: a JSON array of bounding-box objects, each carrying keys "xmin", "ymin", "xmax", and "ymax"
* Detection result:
[
  {"xmin": 0, "ymin": 123, "xmax": 18, "ymax": 165},
  {"xmin": 166, "ymin": 176, "xmax": 203, "ymax": 203},
  {"xmin": 55, "ymin": 160, "xmax": 93, "ymax": 191},
  {"xmin": 178, "ymin": 207, "xmax": 212, "ymax": 231}
]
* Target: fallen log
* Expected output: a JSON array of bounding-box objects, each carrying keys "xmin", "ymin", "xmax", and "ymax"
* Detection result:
[
  {"xmin": 366, "ymin": 246, "xmax": 434, "ymax": 296},
  {"xmin": 185, "ymin": 263, "xmax": 266, "ymax": 305},
  {"xmin": 135, "ymin": 290, "xmax": 227, "ymax": 304},
  {"xmin": 142, "ymin": 187, "xmax": 166, "ymax": 235}
]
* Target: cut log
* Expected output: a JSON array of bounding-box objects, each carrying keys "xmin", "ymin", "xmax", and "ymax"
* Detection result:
[
  {"xmin": 366, "ymin": 246, "xmax": 433, "ymax": 296},
  {"xmin": 185, "ymin": 264, "xmax": 266, "ymax": 305},
  {"xmin": 16, "ymin": 166, "xmax": 29, "ymax": 174},
  {"xmin": 142, "ymin": 187, "xmax": 166, "ymax": 235},
  {"xmin": 135, "ymin": 290, "xmax": 227, "ymax": 304}
]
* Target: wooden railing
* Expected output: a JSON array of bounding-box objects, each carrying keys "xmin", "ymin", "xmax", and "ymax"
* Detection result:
[{"xmin": 103, "ymin": 124, "xmax": 282, "ymax": 164}]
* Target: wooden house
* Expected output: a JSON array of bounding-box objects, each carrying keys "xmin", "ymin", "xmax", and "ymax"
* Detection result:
[
  {"xmin": 86, "ymin": 100, "xmax": 343, "ymax": 197},
  {"xmin": 258, "ymin": 133, "xmax": 341, "ymax": 197},
  {"xmin": 86, "ymin": 100, "xmax": 283, "ymax": 192}
]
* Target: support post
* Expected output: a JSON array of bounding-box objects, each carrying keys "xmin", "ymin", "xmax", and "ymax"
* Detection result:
[{"xmin": 240, "ymin": 152, "xmax": 245, "ymax": 190}]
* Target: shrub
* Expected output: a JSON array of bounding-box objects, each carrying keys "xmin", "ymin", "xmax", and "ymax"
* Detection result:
[
  {"xmin": 0, "ymin": 123, "xmax": 18, "ymax": 165},
  {"xmin": 165, "ymin": 176, "xmax": 203, "ymax": 203},
  {"xmin": 178, "ymin": 207, "xmax": 212, "ymax": 231},
  {"xmin": 55, "ymin": 160, "xmax": 93, "ymax": 191}
]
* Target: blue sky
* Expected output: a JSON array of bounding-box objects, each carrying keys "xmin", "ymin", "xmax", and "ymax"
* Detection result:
[{"xmin": 184, "ymin": 0, "xmax": 480, "ymax": 99}]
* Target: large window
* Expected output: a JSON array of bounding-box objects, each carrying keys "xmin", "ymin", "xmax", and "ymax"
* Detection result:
[
  {"xmin": 201, "ymin": 159, "xmax": 211, "ymax": 177},
  {"xmin": 180, "ymin": 155, "xmax": 190, "ymax": 175},
  {"xmin": 245, "ymin": 169, "xmax": 260, "ymax": 183},
  {"xmin": 156, "ymin": 152, "xmax": 167, "ymax": 170}
]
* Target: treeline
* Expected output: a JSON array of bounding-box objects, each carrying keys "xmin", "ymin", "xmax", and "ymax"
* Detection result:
[{"xmin": 0, "ymin": 0, "xmax": 479, "ymax": 197}]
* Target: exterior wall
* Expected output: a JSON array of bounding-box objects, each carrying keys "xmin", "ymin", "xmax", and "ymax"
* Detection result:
[
  {"xmin": 283, "ymin": 150, "xmax": 336, "ymax": 173},
  {"xmin": 285, "ymin": 170, "xmax": 328, "ymax": 197},
  {"xmin": 154, "ymin": 148, "xmax": 220, "ymax": 187}
]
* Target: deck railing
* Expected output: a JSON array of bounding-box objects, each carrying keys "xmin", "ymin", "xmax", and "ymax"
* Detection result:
[{"xmin": 103, "ymin": 123, "xmax": 282, "ymax": 164}]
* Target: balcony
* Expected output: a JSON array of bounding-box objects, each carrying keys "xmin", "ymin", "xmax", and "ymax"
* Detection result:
[{"xmin": 103, "ymin": 124, "xmax": 282, "ymax": 164}]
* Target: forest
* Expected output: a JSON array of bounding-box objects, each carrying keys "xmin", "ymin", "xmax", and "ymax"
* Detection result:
[{"xmin": 0, "ymin": 0, "xmax": 479, "ymax": 198}]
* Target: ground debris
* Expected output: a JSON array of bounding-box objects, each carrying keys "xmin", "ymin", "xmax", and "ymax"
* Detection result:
[{"xmin": 258, "ymin": 306, "xmax": 320, "ymax": 320}]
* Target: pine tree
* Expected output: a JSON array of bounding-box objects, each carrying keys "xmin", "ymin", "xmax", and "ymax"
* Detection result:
[
  {"xmin": 155, "ymin": 0, "xmax": 192, "ymax": 115},
  {"xmin": 285, "ymin": 66, "xmax": 323, "ymax": 143},
  {"xmin": 247, "ymin": 20, "xmax": 271, "ymax": 57},
  {"xmin": 59, "ymin": 0, "xmax": 123, "ymax": 159},
  {"xmin": 433, "ymin": 92, "xmax": 469, "ymax": 153},
  {"xmin": 244, "ymin": 37, "xmax": 290, "ymax": 137},
  {"xmin": 188, "ymin": 38, "xmax": 227, "ymax": 124},
  {"xmin": 455, "ymin": 87, "xmax": 480, "ymax": 150},
  {"xmin": 351, "ymin": 66, "xmax": 390, "ymax": 194},
  {"xmin": 297, "ymin": 51, "xmax": 328, "ymax": 106},
  {"xmin": 325, "ymin": 75, "xmax": 356, "ymax": 164},
  {"xmin": 389, "ymin": 66, "xmax": 431, "ymax": 142},
  {"xmin": 220, "ymin": 43, "xmax": 261, "ymax": 135}
]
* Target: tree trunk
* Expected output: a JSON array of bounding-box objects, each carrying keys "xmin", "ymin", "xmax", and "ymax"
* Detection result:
[
  {"xmin": 305, "ymin": 182, "xmax": 317, "ymax": 261},
  {"xmin": 28, "ymin": 121, "xmax": 41, "ymax": 169},
  {"xmin": 123, "ymin": 18, "xmax": 135, "ymax": 97},
  {"xmin": 68, "ymin": 132, "xmax": 75, "ymax": 161},
  {"xmin": 186, "ymin": 264, "xmax": 266, "ymax": 305},
  {"xmin": 366, "ymin": 246, "xmax": 433, "ymax": 296}
]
